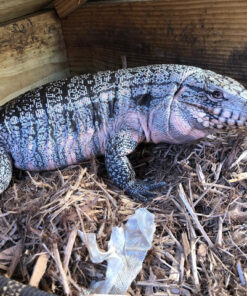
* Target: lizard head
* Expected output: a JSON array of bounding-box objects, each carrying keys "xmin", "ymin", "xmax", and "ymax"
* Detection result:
[
  {"xmin": 148, "ymin": 65, "xmax": 247, "ymax": 144},
  {"xmin": 176, "ymin": 68, "xmax": 247, "ymax": 131}
]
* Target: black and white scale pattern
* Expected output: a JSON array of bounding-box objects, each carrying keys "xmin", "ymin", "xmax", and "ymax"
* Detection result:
[
  {"xmin": 0, "ymin": 65, "xmax": 183, "ymax": 171},
  {"xmin": 0, "ymin": 64, "xmax": 246, "ymax": 200},
  {"xmin": 0, "ymin": 274, "xmax": 54, "ymax": 296}
]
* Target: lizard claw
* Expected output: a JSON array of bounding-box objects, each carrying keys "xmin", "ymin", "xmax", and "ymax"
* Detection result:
[
  {"xmin": 139, "ymin": 180, "xmax": 167, "ymax": 190},
  {"xmin": 124, "ymin": 179, "xmax": 166, "ymax": 202}
]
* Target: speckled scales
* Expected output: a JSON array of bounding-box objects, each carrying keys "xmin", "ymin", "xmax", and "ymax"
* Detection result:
[
  {"xmin": 0, "ymin": 64, "xmax": 246, "ymax": 198},
  {"xmin": 0, "ymin": 65, "xmax": 180, "ymax": 172},
  {"xmin": 0, "ymin": 275, "xmax": 54, "ymax": 296}
]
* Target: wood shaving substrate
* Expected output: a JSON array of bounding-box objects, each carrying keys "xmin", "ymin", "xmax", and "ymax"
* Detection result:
[{"xmin": 0, "ymin": 130, "xmax": 247, "ymax": 296}]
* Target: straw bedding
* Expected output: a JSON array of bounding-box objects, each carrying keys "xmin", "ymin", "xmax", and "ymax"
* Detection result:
[{"xmin": 0, "ymin": 130, "xmax": 246, "ymax": 295}]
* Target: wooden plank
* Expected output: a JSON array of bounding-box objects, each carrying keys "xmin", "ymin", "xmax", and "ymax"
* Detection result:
[
  {"xmin": 0, "ymin": 0, "xmax": 52, "ymax": 24},
  {"xmin": 54, "ymin": 0, "xmax": 87, "ymax": 18},
  {"xmin": 0, "ymin": 10, "xmax": 69, "ymax": 105},
  {"xmin": 61, "ymin": 0, "xmax": 247, "ymax": 85}
]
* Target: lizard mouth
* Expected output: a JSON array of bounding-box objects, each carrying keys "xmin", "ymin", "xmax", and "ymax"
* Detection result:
[{"xmin": 185, "ymin": 102, "xmax": 247, "ymax": 129}]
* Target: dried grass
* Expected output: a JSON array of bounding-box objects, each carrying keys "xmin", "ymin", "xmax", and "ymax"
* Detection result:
[{"xmin": 0, "ymin": 130, "xmax": 247, "ymax": 295}]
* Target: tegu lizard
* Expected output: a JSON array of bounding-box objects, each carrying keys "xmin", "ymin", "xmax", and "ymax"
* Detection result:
[
  {"xmin": 0, "ymin": 64, "xmax": 247, "ymax": 295},
  {"xmin": 0, "ymin": 64, "xmax": 246, "ymax": 202}
]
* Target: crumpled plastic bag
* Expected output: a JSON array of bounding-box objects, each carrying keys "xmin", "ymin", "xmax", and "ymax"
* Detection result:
[{"xmin": 78, "ymin": 208, "xmax": 155, "ymax": 294}]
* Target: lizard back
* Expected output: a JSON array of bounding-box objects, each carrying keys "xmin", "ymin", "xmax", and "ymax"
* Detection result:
[
  {"xmin": 0, "ymin": 72, "xmax": 118, "ymax": 171},
  {"xmin": 0, "ymin": 64, "xmax": 198, "ymax": 171}
]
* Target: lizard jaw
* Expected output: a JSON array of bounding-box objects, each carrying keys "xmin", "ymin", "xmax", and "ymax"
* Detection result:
[
  {"xmin": 184, "ymin": 102, "xmax": 247, "ymax": 130},
  {"xmin": 197, "ymin": 107, "xmax": 247, "ymax": 129}
]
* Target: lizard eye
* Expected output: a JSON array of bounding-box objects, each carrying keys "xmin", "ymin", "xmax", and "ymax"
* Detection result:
[
  {"xmin": 212, "ymin": 90, "xmax": 223, "ymax": 99},
  {"xmin": 208, "ymin": 90, "xmax": 224, "ymax": 102}
]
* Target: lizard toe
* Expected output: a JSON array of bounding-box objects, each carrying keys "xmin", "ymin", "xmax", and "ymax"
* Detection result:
[
  {"xmin": 130, "ymin": 192, "xmax": 153, "ymax": 202},
  {"xmin": 125, "ymin": 179, "xmax": 163, "ymax": 202},
  {"xmin": 139, "ymin": 181, "xmax": 167, "ymax": 190}
]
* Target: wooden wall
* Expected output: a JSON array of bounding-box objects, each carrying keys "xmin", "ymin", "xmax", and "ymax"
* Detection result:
[
  {"xmin": 62, "ymin": 0, "xmax": 247, "ymax": 85},
  {"xmin": 0, "ymin": 0, "xmax": 52, "ymax": 24},
  {"xmin": 0, "ymin": 1, "xmax": 69, "ymax": 105},
  {"xmin": 0, "ymin": 11, "xmax": 69, "ymax": 105}
]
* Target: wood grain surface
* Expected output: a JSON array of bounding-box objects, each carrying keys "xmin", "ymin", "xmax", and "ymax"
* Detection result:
[
  {"xmin": 62, "ymin": 0, "xmax": 247, "ymax": 85},
  {"xmin": 54, "ymin": 0, "xmax": 87, "ymax": 18},
  {"xmin": 0, "ymin": 0, "xmax": 51, "ymax": 24},
  {"xmin": 0, "ymin": 10, "xmax": 69, "ymax": 105}
]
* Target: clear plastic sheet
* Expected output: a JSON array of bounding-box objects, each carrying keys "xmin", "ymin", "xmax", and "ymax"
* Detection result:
[{"xmin": 78, "ymin": 208, "xmax": 155, "ymax": 295}]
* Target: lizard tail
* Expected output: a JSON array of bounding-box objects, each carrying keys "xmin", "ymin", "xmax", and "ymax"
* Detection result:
[{"xmin": 0, "ymin": 275, "xmax": 55, "ymax": 296}]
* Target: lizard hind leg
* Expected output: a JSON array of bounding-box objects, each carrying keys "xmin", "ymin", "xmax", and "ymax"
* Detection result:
[{"xmin": 0, "ymin": 146, "xmax": 12, "ymax": 194}]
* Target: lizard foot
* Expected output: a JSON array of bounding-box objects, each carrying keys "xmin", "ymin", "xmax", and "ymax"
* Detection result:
[{"xmin": 125, "ymin": 180, "xmax": 166, "ymax": 202}]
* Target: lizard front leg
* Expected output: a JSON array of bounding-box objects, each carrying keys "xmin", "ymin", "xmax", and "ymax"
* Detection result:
[
  {"xmin": 105, "ymin": 130, "xmax": 165, "ymax": 202},
  {"xmin": 0, "ymin": 145, "xmax": 12, "ymax": 194}
]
